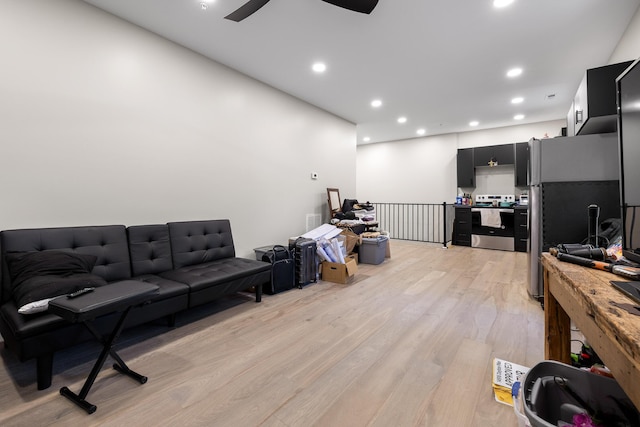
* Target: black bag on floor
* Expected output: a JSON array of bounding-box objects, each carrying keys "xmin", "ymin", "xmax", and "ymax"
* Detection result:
[{"xmin": 261, "ymin": 245, "xmax": 295, "ymax": 294}]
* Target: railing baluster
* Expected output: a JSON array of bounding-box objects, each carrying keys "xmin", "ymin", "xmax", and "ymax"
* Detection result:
[{"xmin": 370, "ymin": 202, "xmax": 452, "ymax": 245}]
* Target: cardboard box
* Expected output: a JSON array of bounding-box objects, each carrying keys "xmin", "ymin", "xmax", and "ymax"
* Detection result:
[
  {"xmin": 321, "ymin": 255, "xmax": 358, "ymax": 284},
  {"xmin": 340, "ymin": 229, "xmax": 361, "ymax": 254}
]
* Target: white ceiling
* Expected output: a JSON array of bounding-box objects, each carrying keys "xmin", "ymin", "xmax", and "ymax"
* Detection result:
[{"xmin": 81, "ymin": 0, "xmax": 640, "ymax": 145}]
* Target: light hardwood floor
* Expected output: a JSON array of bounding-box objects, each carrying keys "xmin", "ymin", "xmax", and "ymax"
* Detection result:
[{"xmin": 0, "ymin": 240, "xmax": 544, "ymax": 426}]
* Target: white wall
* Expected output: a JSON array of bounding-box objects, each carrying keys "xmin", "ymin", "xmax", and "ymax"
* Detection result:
[
  {"xmin": 356, "ymin": 120, "xmax": 564, "ymax": 204},
  {"xmin": 457, "ymin": 120, "xmax": 565, "ymax": 149},
  {"xmin": 0, "ymin": 0, "xmax": 356, "ymax": 257},
  {"xmin": 356, "ymin": 134, "xmax": 457, "ymax": 204},
  {"xmin": 474, "ymin": 165, "xmax": 517, "ymax": 196},
  {"xmin": 609, "ymin": 4, "xmax": 640, "ymax": 64}
]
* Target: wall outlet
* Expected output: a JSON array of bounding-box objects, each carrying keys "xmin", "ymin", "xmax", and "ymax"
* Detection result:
[{"xmin": 311, "ymin": 172, "xmax": 318, "ymax": 180}]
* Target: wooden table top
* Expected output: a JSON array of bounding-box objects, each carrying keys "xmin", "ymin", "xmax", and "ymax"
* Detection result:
[
  {"xmin": 541, "ymin": 252, "xmax": 640, "ymax": 408},
  {"xmin": 542, "ymin": 253, "xmax": 640, "ymax": 355}
]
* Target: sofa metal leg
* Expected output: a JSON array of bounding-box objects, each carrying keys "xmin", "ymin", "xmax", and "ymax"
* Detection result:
[
  {"xmin": 37, "ymin": 353, "xmax": 54, "ymax": 390},
  {"xmin": 256, "ymin": 284, "xmax": 263, "ymax": 303},
  {"xmin": 167, "ymin": 313, "xmax": 176, "ymax": 327}
]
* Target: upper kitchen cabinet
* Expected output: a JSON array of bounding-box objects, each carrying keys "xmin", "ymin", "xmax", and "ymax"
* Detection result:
[
  {"xmin": 474, "ymin": 144, "xmax": 514, "ymax": 168},
  {"xmin": 457, "ymin": 148, "xmax": 475, "ymax": 188},
  {"xmin": 570, "ymin": 60, "xmax": 633, "ymax": 136},
  {"xmin": 457, "ymin": 142, "xmax": 528, "ymax": 188}
]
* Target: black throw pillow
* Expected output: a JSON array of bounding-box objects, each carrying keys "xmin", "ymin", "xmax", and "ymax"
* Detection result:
[
  {"xmin": 5, "ymin": 250, "xmax": 105, "ymax": 314},
  {"xmin": 5, "ymin": 250, "xmax": 99, "ymax": 288},
  {"xmin": 12, "ymin": 273, "xmax": 107, "ymax": 311}
]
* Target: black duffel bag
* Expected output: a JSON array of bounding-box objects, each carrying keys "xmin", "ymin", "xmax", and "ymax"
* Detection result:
[{"xmin": 261, "ymin": 245, "xmax": 295, "ymax": 294}]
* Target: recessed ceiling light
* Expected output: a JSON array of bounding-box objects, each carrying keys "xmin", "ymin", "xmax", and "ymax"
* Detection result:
[
  {"xmin": 397, "ymin": 117, "xmax": 407, "ymax": 124},
  {"xmin": 514, "ymin": 114, "xmax": 525, "ymax": 120},
  {"xmin": 507, "ymin": 67, "xmax": 523, "ymax": 78},
  {"xmin": 312, "ymin": 62, "xmax": 326, "ymax": 73},
  {"xmin": 363, "ymin": 136, "xmax": 371, "ymax": 142},
  {"xmin": 511, "ymin": 97, "xmax": 524, "ymax": 104},
  {"xmin": 417, "ymin": 128, "xmax": 426, "ymax": 136},
  {"xmin": 371, "ymin": 99, "xmax": 382, "ymax": 108},
  {"xmin": 200, "ymin": 0, "xmax": 214, "ymax": 9},
  {"xmin": 493, "ymin": 0, "xmax": 514, "ymax": 8},
  {"xmin": 469, "ymin": 121, "xmax": 479, "ymax": 127}
]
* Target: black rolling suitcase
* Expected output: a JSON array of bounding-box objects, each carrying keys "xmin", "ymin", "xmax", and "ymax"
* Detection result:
[{"xmin": 261, "ymin": 245, "xmax": 295, "ymax": 294}]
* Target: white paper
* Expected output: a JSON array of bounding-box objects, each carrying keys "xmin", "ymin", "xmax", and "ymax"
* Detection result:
[
  {"xmin": 301, "ymin": 224, "xmax": 342, "ymax": 240},
  {"xmin": 492, "ymin": 358, "xmax": 529, "ymax": 389}
]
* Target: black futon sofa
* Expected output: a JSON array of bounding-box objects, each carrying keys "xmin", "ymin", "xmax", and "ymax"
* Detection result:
[{"xmin": 0, "ymin": 219, "xmax": 270, "ymax": 390}]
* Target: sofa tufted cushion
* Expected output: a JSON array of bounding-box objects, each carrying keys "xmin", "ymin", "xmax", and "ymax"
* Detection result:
[
  {"xmin": 159, "ymin": 257, "xmax": 270, "ymax": 292},
  {"xmin": 167, "ymin": 220, "xmax": 236, "ymax": 269},
  {"xmin": 130, "ymin": 274, "xmax": 190, "ymax": 301},
  {"xmin": 127, "ymin": 224, "xmax": 173, "ymax": 276}
]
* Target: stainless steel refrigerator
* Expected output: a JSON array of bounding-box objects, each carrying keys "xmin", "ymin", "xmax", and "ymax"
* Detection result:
[{"xmin": 528, "ymin": 133, "xmax": 620, "ymax": 299}]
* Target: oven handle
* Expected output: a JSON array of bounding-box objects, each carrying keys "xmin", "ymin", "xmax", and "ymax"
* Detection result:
[{"xmin": 471, "ymin": 208, "xmax": 514, "ymax": 214}]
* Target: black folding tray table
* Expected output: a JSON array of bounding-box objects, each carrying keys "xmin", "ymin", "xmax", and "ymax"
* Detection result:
[{"xmin": 48, "ymin": 281, "xmax": 159, "ymax": 414}]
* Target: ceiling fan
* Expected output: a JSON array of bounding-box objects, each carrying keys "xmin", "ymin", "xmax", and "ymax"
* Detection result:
[{"xmin": 225, "ymin": 0, "xmax": 379, "ymax": 22}]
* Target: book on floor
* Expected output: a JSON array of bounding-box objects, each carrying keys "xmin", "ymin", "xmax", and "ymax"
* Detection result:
[{"xmin": 492, "ymin": 358, "xmax": 529, "ymax": 406}]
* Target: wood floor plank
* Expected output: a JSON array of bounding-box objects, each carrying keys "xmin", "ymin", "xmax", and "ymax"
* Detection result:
[
  {"xmin": 422, "ymin": 338, "xmax": 493, "ymax": 426},
  {"xmin": 0, "ymin": 241, "xmax": 544, "ymax": 426}
]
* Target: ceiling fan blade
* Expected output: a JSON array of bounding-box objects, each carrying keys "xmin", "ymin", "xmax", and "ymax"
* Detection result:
[
  {"xmin": 225, "ymin": 0, "xmax": 272, "ymax": 22},
  {"xmin": 321, "ymin": 0, "xmax": 379, "ymax": 14}
]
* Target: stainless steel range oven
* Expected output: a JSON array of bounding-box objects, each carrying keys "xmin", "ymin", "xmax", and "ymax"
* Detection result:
[{"xmin": 470, "ymin": 208, "xmax": 515, "ymax": 251}]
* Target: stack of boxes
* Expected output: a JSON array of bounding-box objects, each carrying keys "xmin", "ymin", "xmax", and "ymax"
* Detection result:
[
  {"xmin": 319, "ymin": 229, "xmax": 359, "ymax": 284},
  {"xmin": 256, "ymin": 224, "xmax": 391, "ymax": 286}
]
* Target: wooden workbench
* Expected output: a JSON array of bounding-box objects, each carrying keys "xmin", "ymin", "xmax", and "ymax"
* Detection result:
[{"xmin": 542, "ymin": 252, "xmax": 640, "ymax": 411}]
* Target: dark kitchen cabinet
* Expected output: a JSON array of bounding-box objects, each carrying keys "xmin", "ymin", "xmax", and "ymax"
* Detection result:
[
  {"xmin": 474, "ymin": 144, "xmax": 514, "ymax": 167},
  {"xmin": 453, "ymin": 207, "xmax": 472, "ymax": 246},
  {"xmin": 457, "ymin": 142, "xmax": 524, "ymax": 188},
  {"xmin": 514, "ymin": 142, "xmax": 528, "ymax": 187},
  {"xmin": 457, "ymin": 148, "xmax": 475, "ymax": 188},
  {"xmin": 571, "ymin": 60, "xmax": 633, "ymax": 136},
  {"xmin": 514, "ymin": 207, "xmax": 528, "ymax": 252}
]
